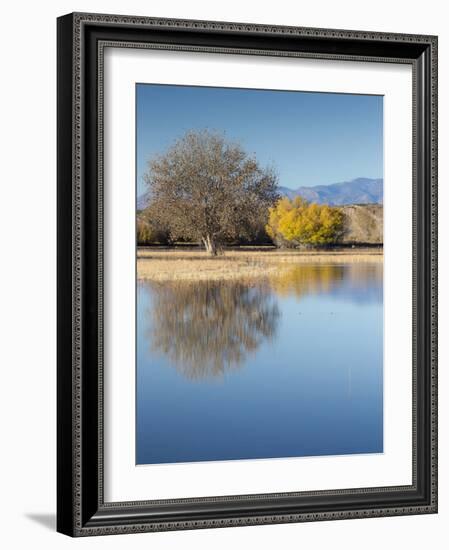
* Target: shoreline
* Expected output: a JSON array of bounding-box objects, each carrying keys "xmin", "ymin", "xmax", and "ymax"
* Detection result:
[{"xmin": 137, "ymin": 248, "xmax": 383, "ymax": 282}]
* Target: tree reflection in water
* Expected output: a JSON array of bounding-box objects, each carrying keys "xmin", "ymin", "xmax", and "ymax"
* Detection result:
[
  {"xmin": 147, "ymin": 280, "xmax": 280, "ymax": 380},
  {"xmin": 144, "ymin": 262, "xmax": 382, "ymax": 380},
  {"xmin": 269, "ymin": 263, "xmax": 382, "ymax": 300}
]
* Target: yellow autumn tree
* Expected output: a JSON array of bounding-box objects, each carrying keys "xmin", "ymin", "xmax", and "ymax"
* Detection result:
[
  {"xmin": 266, "ymin": 197, "xmax": 344, "ymax": 247},
  {"xmin": 266, "ymin": 197, "xmax": 304, "ymax": 247}
]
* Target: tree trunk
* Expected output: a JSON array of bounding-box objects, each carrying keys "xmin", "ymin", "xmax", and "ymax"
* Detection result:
[{"xmin": 202, "ymin": 235, "xmax": 221, "ymax": 256}]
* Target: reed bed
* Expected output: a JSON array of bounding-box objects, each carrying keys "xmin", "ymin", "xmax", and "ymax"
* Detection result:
[{"xmin": 137, "ymin": 247, "xmax": 383, "ymax": 281}]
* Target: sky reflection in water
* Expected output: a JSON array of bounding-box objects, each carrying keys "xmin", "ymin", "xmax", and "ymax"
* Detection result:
[{"xmin": 136, "ymin": 263, "xmax": 383, "ymax": 464}]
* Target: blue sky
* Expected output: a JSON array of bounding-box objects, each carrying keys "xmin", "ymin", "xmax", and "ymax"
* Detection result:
[{"xmin": 136, "ymin": 84, "xmax": 383, "ymax": 196}]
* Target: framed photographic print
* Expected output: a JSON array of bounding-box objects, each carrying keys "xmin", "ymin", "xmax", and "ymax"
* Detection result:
[{"xmin": 57, "ymin": 12, "xmax": 438, "ymax": 536}]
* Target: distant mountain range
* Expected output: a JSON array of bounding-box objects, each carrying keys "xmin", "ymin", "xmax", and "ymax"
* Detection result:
[
  {"xmin": 137, "ymin": 190, "xmax": 152, "ymax": 211},
  {"xmin": 278, "ymin": 177, "xmax": 383, "ymax": 206},
  {"xmin": 137, "ymin": 177, "xmax": 383, "ymax": 210}
]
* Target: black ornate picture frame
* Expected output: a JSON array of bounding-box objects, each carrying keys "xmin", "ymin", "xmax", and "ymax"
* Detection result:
[{"xmin": 57, "ymin": 12, "xmax": 438, "ymax": 537}]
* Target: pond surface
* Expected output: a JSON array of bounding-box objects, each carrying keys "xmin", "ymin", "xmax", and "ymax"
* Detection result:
[{"xmin": 136, "ymin": 263, "xmax": 383, "ymax": 464}]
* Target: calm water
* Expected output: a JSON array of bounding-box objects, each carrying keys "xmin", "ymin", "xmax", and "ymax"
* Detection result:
[{"xmin": 136, "ymin": 263, "xmax": 383, "ymax": 464}]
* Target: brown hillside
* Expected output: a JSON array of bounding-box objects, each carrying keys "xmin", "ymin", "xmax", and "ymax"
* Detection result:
[{"xmin": 341, "ymin": 204, "xmax": 383, "ymax": 245}]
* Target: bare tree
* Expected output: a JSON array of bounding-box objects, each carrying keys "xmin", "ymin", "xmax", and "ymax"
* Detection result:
[{"xmin": 144, "ymin": 130, "xmax": 279, "ymax": 255}]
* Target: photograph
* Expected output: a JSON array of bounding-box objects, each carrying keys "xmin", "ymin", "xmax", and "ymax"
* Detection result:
[
  {"xmin": 135, "ymin": 84, "xmax": 384, "ymax": 465},
  {"xmin": 0, "ymin": 0, "xmax": 443, "ymax": 542},
  {"xmin": 53, "ymin": 8, "xmax": 437, "ymax": 539}
]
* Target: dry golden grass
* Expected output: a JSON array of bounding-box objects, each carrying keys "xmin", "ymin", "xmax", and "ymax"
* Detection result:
[{"xmin": 137, "ymin": 247, "xmax": 383, "ymax": 281}]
